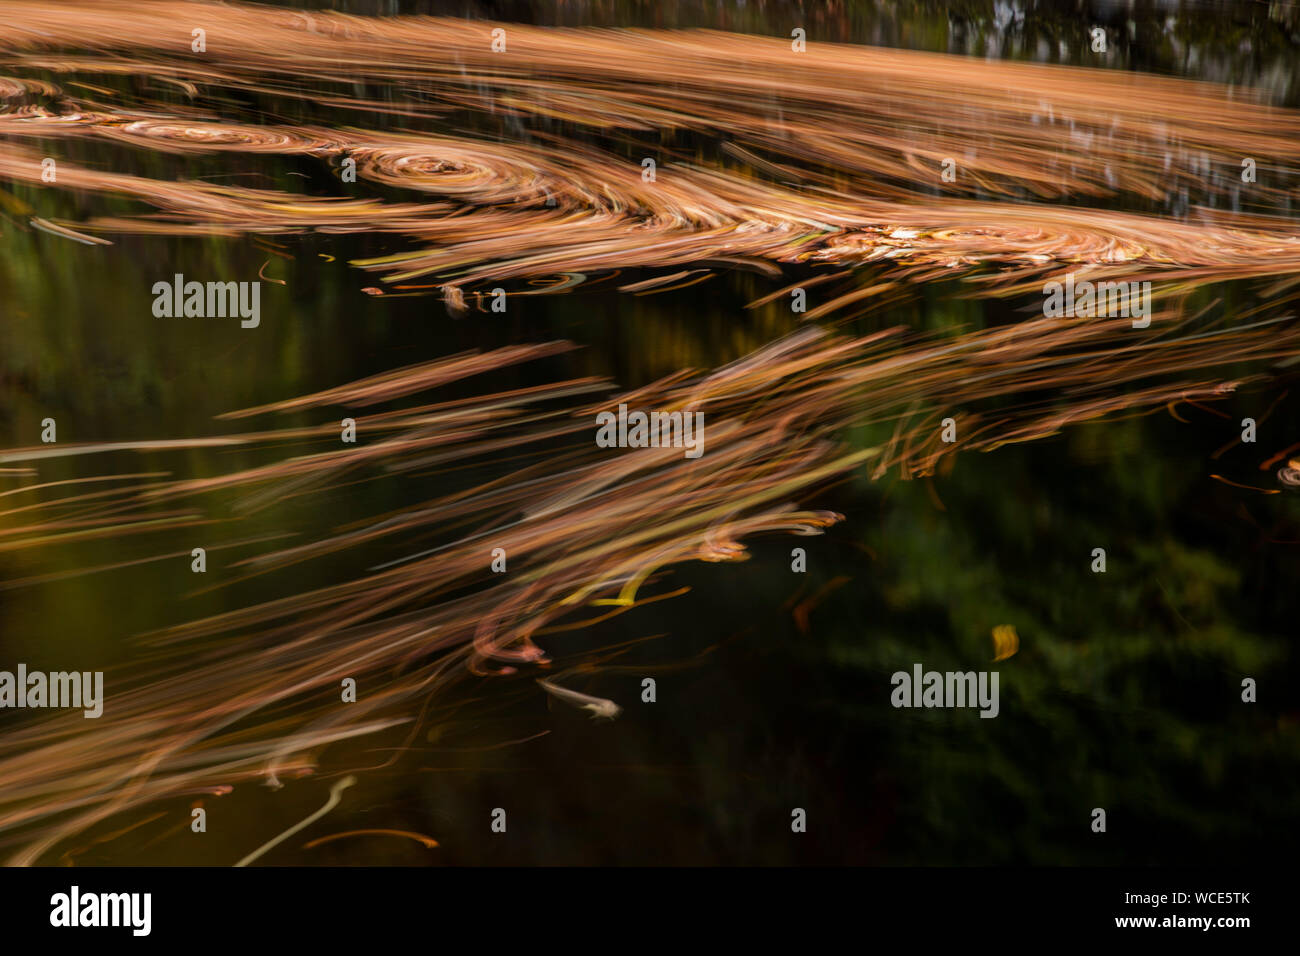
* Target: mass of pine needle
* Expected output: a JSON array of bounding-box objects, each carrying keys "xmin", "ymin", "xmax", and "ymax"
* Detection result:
[
  {"xmin": 0, "ymin": 0, "xmax": 1297, "ymax": 296},
  {"xmin": 0, "ymin": 0, "xmax": 1298, "ymax": 864}
]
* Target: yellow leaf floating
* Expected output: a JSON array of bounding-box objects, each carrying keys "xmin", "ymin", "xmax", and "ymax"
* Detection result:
[{"xmin": 992, "ymin": 625, "xmax": 1020, "ymax": 662}]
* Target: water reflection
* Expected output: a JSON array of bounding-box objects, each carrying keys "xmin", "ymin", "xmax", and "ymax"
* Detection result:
[{"xmin": 0, "ymin": 0, "xmax": 1296, "ymax": 865}]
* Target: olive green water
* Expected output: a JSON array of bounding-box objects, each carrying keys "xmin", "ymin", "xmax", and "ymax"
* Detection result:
[{"xmin": 0, "ymin": 0, "xmax": 1297, "ymax": 865}]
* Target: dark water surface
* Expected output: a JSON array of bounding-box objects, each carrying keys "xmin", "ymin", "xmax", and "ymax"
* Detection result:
[{"xmin": 0, "ymin": 1, "xmax": 1297, "ymax": 865}]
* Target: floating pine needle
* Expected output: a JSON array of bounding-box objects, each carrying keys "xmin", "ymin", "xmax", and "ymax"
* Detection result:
[
  {"xmin": 1209, "ymin": 474, "xmax": 1281, "ymax": 495},
  {"xmin": 29, "ymin": 217, "xmax": 112, "ymax": 245},
  {"xmin": 302, "ymin": 829, "xmax": 439, "ymax": 851},
  {"xmin": 992, "ymin": 625, "xmax": 1020, "ymax": 662}
]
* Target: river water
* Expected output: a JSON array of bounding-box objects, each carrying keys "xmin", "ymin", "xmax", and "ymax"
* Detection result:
[{"xmin": 0, "ymin": 0, "xmax": 1297, "ymax": 865}]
